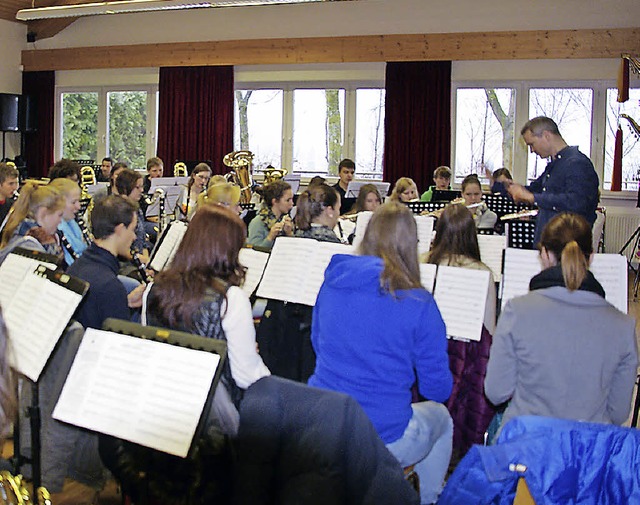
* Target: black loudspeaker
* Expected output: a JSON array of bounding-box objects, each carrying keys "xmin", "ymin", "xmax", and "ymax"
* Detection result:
[
  {"xmin": 0, "ymin": 94, "xmax": 19, "ymax": 132},
  {"xmin": 19, "ymin": 95, "xmax": 37, "ymax": 133}
]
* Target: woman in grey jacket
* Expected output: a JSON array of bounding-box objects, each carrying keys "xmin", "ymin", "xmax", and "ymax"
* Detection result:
[{"xmin": 485, "ymin": 212, "xmax": 638, "ymax": 430}]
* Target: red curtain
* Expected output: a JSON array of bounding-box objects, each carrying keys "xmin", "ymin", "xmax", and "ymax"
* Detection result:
[
  {"xmin": 22, "ymin": 71, "xmax": 55, "ymax": 179},
  {"xmin": 611, "ymin": 126, "xmax": 623, "ymax": 191},
  {"xmin": 383, "ymin": 61, "xmax": 451, "ymax": 193},
  {"xmin": 157, "ymin": 66, "xmax": 234, "ymax": 175}
]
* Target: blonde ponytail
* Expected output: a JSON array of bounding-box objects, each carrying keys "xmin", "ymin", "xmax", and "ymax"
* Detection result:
[{"xmin": 560, "ymin": 240, "xmax": 589, "ymax": 291}]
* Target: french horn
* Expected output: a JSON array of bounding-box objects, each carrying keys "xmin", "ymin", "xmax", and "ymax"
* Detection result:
[{"xmin": 223, "ymin": 151, "xmax": 254, "ymax": 204}]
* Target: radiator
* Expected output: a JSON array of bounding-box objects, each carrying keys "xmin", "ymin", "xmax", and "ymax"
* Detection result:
[{"xmin": 605, "ymin": 208, "xmax": 640, "ymax": 255}]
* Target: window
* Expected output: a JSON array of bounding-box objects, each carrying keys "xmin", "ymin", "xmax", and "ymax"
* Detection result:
[
  {"xmin": 234, "ymin": 86, "xmax": 384, "ymax": 179},
  {"xmin": 527, "ymin": 88, "xmax": 593, "ymax": 181},
  {"xmin": 57, "ymin": 86, "xmax": 157, "ymax": 168},
  {"xmin": 454, "ymin": 88, "xmax": 515, "ymax": 183},
  {"xmin": 61, "ymin": 92, "xmax": 98, "ymax": 161},
  {"xmin": 604, "ymin": 88, "xmax": 640, "ymax": 190},
  {"xmin": 234, "ymin": 90, "xmax": 283, "ymax": 171}
]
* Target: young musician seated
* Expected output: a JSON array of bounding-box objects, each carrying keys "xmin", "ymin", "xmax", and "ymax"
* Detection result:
[
  {"xmin": 48, "ymin": 159, "xmax": 81, "ymax": 183},
  {"xmin": 144, "ymin": 205, "xmax": 270, "ymax": 407},
  {"xmin": 115, "ymin": 169, "xmax": 152, "ymax": 265},
  {"xmin": 337, "ymin": 183, "xmax": 382, "ymax": 243},
  {"xmin": 140, "ymin": 157, "xmax": 165, "ymax": 243},
  {"xmin": 0, "ymin": 162, "xmax": 19, "ymax": 227},
  {"xmin": 421, "ymin": 166, "xmax": 452, "ymax": 202},
  {"xmin": 425, "ymin": 204, "xmax": 497, "ymax": 457},
  {"xmin": 197, "ymin": 182, "xmax": 242, "ymax": 215},
  {"xmin": 49, "ymin": 178, "xmax": 87, "ymax": 267},
  {"xmin": 0, "ymin": 182, "xmax": 65, "ymax": 264},
  {"xmin": 247, "ymin": 180, "xmax": 294, "ymax": 250},
  {"xmin": 175, "ymin": 163, "xmax": 212, "ymax": 221},
  {"xmin": 389, "ymin": 177, "xmax": 419, "ymax": 203},
  {"xmin": 461, "ymin": 174, "xmax": 497, "ymax": 230},
  {"xmin": 486, "ymin": 167, "xmax": 513, "ymax": 193},
  {"xmin": 309, "ymin": 201, "xmax": 453, "ymax": 505},
  {"xmin": 294, "ymin": 183, "xmax": 341, "ymax": 242},
  {"xmin": 485, "ymin": 213, "xmax": 638, "ymax": 432},
  {"xmin": 67, "ymin": 195, "xmax": 146, "ymax": 330}
]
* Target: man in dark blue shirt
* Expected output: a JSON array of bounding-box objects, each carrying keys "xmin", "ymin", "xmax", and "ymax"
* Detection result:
[
  {"xmin": 507, "ymin": 116, "xmax": 599, "ymax": 244},
  {"xmin": 68, "ymin": 195, "xmax": 145, "ymax": 329}
]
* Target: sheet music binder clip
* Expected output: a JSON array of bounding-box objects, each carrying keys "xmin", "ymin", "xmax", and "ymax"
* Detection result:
[{"xmin": 101, "ymin": 318, "xmax": 228, "ymax": 457}]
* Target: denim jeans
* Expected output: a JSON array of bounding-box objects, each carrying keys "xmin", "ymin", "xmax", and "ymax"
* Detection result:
[{"xmin": 386, "ymin": 401, "xmax": 453, "ymax": 504}]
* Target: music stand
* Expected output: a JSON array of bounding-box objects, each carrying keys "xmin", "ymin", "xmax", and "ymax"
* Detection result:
[
  {"xmin": 431, "ymin": 189, "xmax": 461, "ymax": 202},
  {"xmin": 345, "ymin": 181, "xmax": 391, "ymax": 198}
]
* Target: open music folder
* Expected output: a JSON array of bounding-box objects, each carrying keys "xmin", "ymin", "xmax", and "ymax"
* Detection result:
[
  {"xmin": 1, "ymin": 262, "xmax": 88, "ymax": 381},
  {"xmin": 500, "ymin": 249, "xmax": 628, "ymax": 313},
  {"xmin": 238, "ymin": 247, "xmax": 270, "ymax": 297},
  {"xmin": 477, "ymin": 234, "xmax": 507, "ymax": 283},
  {"xmin": 148, "ymin": 220, "xmax": 189, "ymax": 271},
  {"xmin": 52, "ymin": 319, "xmax": 227, "ymax": 459},
  {"xmin": 256, "ymin": 237, "xmax": 354, "ymax": 306},
  {"xmin": 433, "ymin": 265, "xmax": 491, "ymax": 342}
]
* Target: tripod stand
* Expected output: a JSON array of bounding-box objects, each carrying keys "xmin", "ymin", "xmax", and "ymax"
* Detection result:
[{"xmin": 618, "ymin": 223, "xmax": 640, "ymax": 299}]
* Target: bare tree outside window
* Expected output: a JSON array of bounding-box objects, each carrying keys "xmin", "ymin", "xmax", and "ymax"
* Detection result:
[
  {"xmin": 355, "ymin": 89, "xmax": 385, "ymax": 178},
  {"xmin": 527, "ymin": 88, "xmax": 593, "ymax": 181},
  {"xmin": 454, "ymin": 88, "xmax": 515, "ymax": 183},
  {"xmin": 605, "ymin": 88, "xmax": 640, "ymax": 190}
]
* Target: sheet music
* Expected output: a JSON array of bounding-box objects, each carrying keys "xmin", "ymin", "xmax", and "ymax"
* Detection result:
[
  {"xmin": 53, "ymin": 328, "xmax": 220, "ymax": 458},
  {"xmin": 478, "ymin": 234, "xmax": 507, "ymax": 283},
  {"xmin": 0, "ymin": 253, "xmax": 57, "ymax": 310},
  {"xmin": 238, "ymin": 248, "xmax": 270, "ymax": 297},
  {"xmin": 420, "ymin": 263, "xmax": 437, "ymax": 292},
  {"xmin": 589, "ymin": 254, "xmax": 628, "ymax": 314},
  {"xmin": 256, "ymin": 237, "xmax": 354, "ymax": 306},
  {"xmin": 415, "ymin": 215, "xmax": 435, "ymax": 256},
  {"xmin": 146, "ymin": 186, "xmax": 183, "ymax": 217},
  {"xmin": 352, "ymin": 211, "xmax": 373, "ymax": 250},
  {"xmin": 149, "ymin": 221, "xmax": 188, "ymax": 271},
  {"xmin": 433, "ymin": 266, "xmax": 490, "ymax": 342},
  {"xmin": 4, "ymin": 270, "xmax": 83, "ymax": 381},
  {"xmin": 500, "ymin": 248, "xmax": 542, "ymax": 310}
]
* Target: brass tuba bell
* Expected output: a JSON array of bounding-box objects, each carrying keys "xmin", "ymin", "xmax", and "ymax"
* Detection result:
[
  {"xmin": 223, "ymin": 151, "xmax": 254, "ymax": 204},
  {"xmin": 263, "ymin": 166, "xmax": 288, "ymax": 184}
]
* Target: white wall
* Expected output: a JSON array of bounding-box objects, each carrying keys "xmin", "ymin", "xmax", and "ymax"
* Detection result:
[
  {"xmin": 32, "ymin": 0, "xmax": 640, "ymax": 49},
  {"xmin": 0, "ymin": 19, "xmax": 26, "ymax": 160}
]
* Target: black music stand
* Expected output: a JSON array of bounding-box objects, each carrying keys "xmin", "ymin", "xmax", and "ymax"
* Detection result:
[
  {"xmin": 405, "ymin": 201, "xmax": 446, "ymax": 215},
  {"xmin": 618, "ymin": 223, "xmax": 640, "ymax": 298},
  {"xmin": 506, "ymin": 219, "xmax": 537, "ymax": 250}
]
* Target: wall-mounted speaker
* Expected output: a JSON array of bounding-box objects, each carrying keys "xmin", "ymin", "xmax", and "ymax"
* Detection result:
[
  {"xmin": 0, "ymin": 94, "xmax": 20, "ymax": 132},
  {"xmin": 19, "ymin": 95, "xmax": 37, "ymax": 133}
]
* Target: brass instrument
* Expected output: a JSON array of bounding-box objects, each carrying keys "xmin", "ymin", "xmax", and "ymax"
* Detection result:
[
  {"xmin": 173, "ymin": 162, "xmax": 188, "ymax": 177},
  {"xmin": 263, "ymin": 166, "xmax": 288, "ymax": 184},
  {"xmin": 223, "ymin": 151, "xmax": 254, "ymax": 204},
  {"xmin": 80, "ymin": 165, "xmax": 96, "ymax": 197},
  {"xmin": 0, "ymin": 471, "xmax": 50, "ymax": 505}
]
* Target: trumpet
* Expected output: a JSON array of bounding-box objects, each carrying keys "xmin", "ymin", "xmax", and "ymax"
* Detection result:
[{"xmin": 223, "ymin": 151, "xmax": 255, "ymax": 204}]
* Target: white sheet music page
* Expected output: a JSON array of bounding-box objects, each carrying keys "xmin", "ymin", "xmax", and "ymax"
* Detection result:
[
  {"xmin": 434, "ymin": 266, "xmax": 490, "ymax": 342},
  {"xmin": 53, "ymin": 328, "xmax": 220, "ymax": 458},
  {"xmin": 4, "ymin": 270, "xmax": 82, "ymax": 381},
  {"xmin": 239, "ymin": 248, "xmax": 269, "ymax": 297},
  {"xmin": 351, "ymin": 211, "xmax": 373, "ymax": 251},
  {"xmin": 0, "ymin": 253, "xmax": 56, "ymax": 310},
  {"xmin": 256, "ymin": 237, "xmax": 354, "ymax": 306},
  {"xmin": 478, "ymin": 235, "xmax": 507, "ymax": 283},
  {"xmin": 149, "ymin": 221, "xmax": 188, "ymax": 272},
  {"xmin": 590, "ymin": 253, "xmax": 628, "ymax": 314},
  {"xmin": 419, "ymin": 263, "xmax": 437, "ymax": 292},
  {"xmin": 500, "ymin": 248, "xmax": 542, "ymax": 310},
  {"xmin": 414, "ymin": 216, "xmax": 435, "ymax": 256}
]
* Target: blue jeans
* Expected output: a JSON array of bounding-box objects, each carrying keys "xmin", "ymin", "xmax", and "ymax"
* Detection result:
[{"xmin": 386, "ymin": 401, "xmax": 453, "ymax": 504}]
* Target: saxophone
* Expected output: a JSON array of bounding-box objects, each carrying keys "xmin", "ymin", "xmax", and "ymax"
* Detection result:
[{"xmin": 223, "ymin": 151, "xmax": 254, "ymax": 204}]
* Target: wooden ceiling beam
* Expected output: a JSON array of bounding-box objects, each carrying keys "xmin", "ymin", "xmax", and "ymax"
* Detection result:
[
  {"xmin": 22, "ymin": 27, "xmax": 640, "ymax": 71},
  {"xmin": 26, "ymin": 18, "xmax": 77, "ymax": 41}
]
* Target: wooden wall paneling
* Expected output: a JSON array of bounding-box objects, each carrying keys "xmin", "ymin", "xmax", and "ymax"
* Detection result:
[{"xmin": 21, "ymin": 27, "xmax": 640, "ymax": 71}]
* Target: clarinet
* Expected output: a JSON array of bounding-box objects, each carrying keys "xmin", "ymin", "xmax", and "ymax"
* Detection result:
[
  {"xmin": 131, "ymin": 249, "xmax": 151, "ymax": 284},
  {"xmin": 75, "ymin": 215, "xmax": 93, "ymax": 245},
  {"xmin": 58, "ymin": 230, "xmax": 79, "ymax": 262},
  {"xmin": 156, "ymin": 187, "xmax": 166, "ymax": 235}
]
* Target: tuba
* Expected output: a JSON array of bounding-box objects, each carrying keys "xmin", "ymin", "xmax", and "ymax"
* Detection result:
[
  {"xmin": 173, "ymin": 162, "xmax": 188, "ymax": 177},
  {"xmin": 223, "ymin": 151, "xmax": 254, "ymax": 204},
  {"xmin": 263, "ymin": 166, "xmax": 288, "ymax": 184}
]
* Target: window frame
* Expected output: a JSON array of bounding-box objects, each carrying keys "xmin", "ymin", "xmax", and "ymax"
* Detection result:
[{"xmin": 55, "ymin": 84, "xmax": 159, "ymax": 167}]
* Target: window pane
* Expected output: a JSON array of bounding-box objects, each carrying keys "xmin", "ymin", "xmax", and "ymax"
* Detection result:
[
  {"xmin": 355, "ymin": 89, "xmax": 385, "ymax": 179},
  {"xmin": 234, "ymin": 90, "xmax": 283, "ymax": 172},
  {"xmin": 604, "ymin": 88, "xmax": 640, "ymax": 191},
  {"xmin": 293, "ymin": 89, "xmax": 345, "ymax": 176},
  {"xmin": 527, "ymin": 88, "xmax": 593, "ymax": 181},
  {"xmin": 62, "ymin": 92, "xmax": 98, "ymax": 162},
  {"xmin": 108, "ymin": 91, "xmax": 148, "ymax": 170},
  {"xmin": 454, "ymin": 88, "xmax": 515, "ymax": 183}
]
